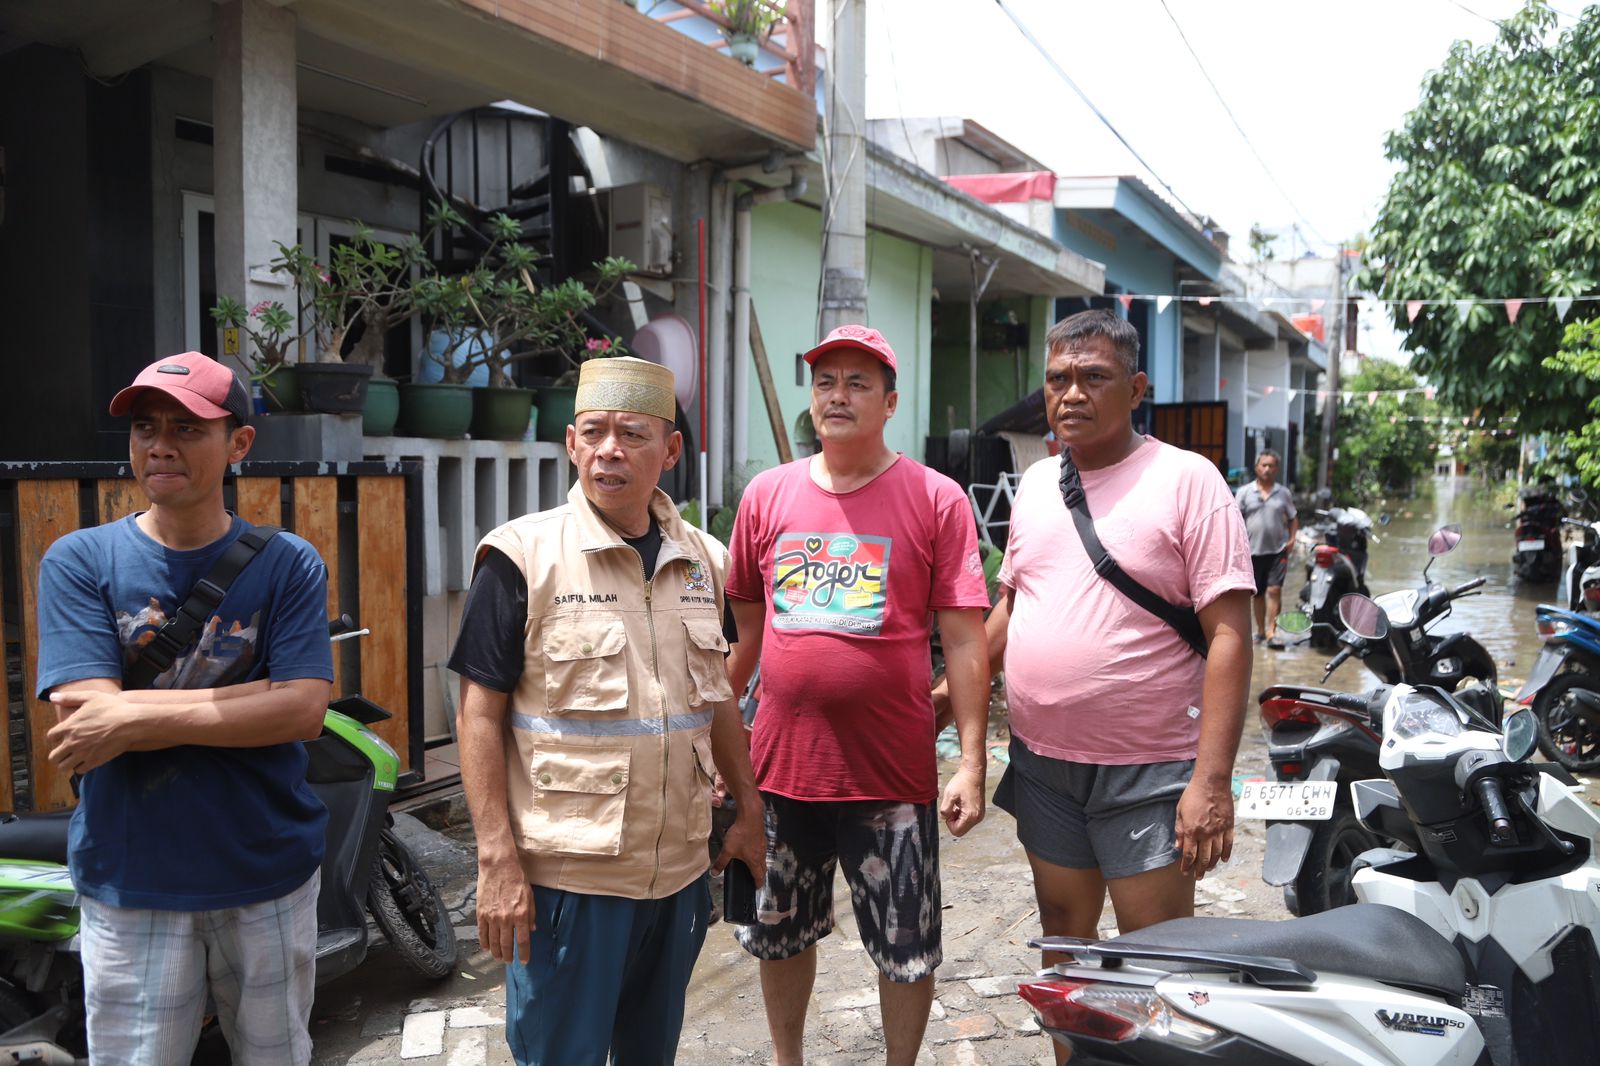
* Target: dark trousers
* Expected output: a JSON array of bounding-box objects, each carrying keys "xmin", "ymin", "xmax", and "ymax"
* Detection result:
[{"xmin": 505, "ymin": 875, "xmax": 711, "ymax": 1066}]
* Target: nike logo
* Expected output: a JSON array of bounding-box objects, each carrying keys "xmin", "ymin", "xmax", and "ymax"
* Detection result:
[{"xmin": 1130, "ymin": 823, "xmax": 1157, "ymax": 841}]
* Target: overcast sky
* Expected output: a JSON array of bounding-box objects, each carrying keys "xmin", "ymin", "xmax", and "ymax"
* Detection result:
[{"xmin": 864, "ymin": 0, "xmax": 1575, "ymax": 359}]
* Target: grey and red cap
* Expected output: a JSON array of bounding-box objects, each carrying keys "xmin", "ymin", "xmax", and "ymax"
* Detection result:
[
  {"xmin": 109, "ymin": 352, "xmax": 252, "ymax": 425},
  {"xmin": 802, "ymin": 324, "xmax": 898, "ymax": 373}
]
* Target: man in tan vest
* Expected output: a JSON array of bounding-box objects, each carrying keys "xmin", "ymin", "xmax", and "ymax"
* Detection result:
[{"xmin": 451, "ymin": 356, "xmax": 764, "ymax": 1066}]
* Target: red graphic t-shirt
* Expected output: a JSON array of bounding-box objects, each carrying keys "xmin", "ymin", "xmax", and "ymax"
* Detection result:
[{"xmin": 727, "ymin": 455, "xmax": 989, "ymax": 803}]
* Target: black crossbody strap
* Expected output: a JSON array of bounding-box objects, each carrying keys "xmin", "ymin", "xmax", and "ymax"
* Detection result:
[
  {"xmin": 1058, "ymin": 451, "xmax": 1208, "ymax": 659},
  {"xmin": 124, "ymin": 525, "xmax": 284, "ymax": 690}
]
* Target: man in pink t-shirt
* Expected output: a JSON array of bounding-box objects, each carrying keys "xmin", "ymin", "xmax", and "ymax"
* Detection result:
[
  {"xmin": 976, "ymin": 309, "xmax": 1253, "ymax": 1009},
  {"xmin": 726, "ymin": 325, "xmax": 990, "ymax": 1066}
]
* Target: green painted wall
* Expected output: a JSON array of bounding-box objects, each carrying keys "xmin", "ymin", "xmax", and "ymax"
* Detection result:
[
  {"xmin": 745, "ymin": 200, "xmax": 932, "ymax": 473},
  {"xmin": 929, "ymin": 294, "xmax": 1052, "ymax": 433}
]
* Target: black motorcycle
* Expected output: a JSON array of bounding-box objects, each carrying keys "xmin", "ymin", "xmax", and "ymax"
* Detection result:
[
  {"xmin": 1296, "ymin": 506, "xmax": 1375, "ymax": 651},
  {"xmin": 1260, "ymin": 525, "xmax": 1498, "ymax": 914},
  {"xmin": 1511, "ymin": 485, "xmax": 1566, "ymax": 583}
]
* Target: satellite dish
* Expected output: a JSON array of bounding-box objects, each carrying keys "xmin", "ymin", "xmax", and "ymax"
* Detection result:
[{"xmin": 630, "ymin": 314, "xmax": 698, "ymax": 411}]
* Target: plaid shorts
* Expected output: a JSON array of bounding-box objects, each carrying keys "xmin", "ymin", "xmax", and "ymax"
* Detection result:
[
  {"xmin": 77, "ymin": 870, "xmax": 319, "ymax": 1066},
  {"xmin": 734, "ymin": 793, "xmax": 941, "ymax": 983}
]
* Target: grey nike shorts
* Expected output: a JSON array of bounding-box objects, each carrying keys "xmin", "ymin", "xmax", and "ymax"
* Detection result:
[{"xmin": 993, "ymin": 736, "xmax": 1195, "ymax": 880}]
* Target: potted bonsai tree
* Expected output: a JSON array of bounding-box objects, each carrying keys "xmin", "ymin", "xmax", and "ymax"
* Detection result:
[
  {"xmin": 270, "ymin": 225, "xmax": 425, "ymax": 427},
  {"xmin": 209, "ymin": 296, "xmax": 300, "ymax": 412},
  {"xmin": 411, "ymin": 203, "xmax": 635, "ymax": 440},
  {"xmin": 710, "ymin": 0, "xmax": 783, "ymax": 65}
]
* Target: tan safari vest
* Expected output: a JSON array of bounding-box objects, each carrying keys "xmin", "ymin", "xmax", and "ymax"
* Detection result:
[{"xmin": 478, "ymin": 483, "xmax": 734, "ymax": 900}]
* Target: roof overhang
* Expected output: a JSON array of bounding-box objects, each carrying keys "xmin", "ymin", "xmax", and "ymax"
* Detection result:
[
  {"xmin": 852, "ymin": 145, "xmax": 1104, "ymax": 300},
  {"xmin": 1, "ymin": 0, "xmax": 817, "ymax": 161},
  {"xmin": 1054, "ymin": 175, "xmax": 1222, "ymax": 280}
]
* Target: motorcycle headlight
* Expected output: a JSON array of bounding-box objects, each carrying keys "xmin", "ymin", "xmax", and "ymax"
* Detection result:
[{"xmin": 1387, "ymin": 691, "xmax": 1464, "ymax": 741}]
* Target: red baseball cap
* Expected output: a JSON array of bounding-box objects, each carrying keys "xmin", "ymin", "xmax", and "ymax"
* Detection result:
[
  {"xmin": 802, "ymin": 324, "xmax": 898, "ymax": 373},
  {"xmin": 109, "ymin": 352, "xmax": 252, "ymax": 424}
]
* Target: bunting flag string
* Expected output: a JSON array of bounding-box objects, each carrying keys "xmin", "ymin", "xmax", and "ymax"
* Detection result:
[{"xmin": 1102, "ymin": 292, "xmax": 1600, "ymax": 317}]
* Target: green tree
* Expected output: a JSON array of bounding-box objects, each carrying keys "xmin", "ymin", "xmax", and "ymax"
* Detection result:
[
  {"xmin": 1359, "ymin": 1, "xmax": 1600, "ymax": 432},
  {"xmin": 1332, "ymin": 361, "xmax": 1441, "ymax": 501},
  {"xmin": 1547, "ymin": 319, "xmax": 1600, "ymax": 487}
]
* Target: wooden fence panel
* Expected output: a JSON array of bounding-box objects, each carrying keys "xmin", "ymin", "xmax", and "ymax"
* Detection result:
[
  {"xmin": 16, "ymin": 480, "xmax": 84, "ymax": 811},
  {"xmin": 96, "ymin": 480, "xmax": 145, "ymax": 525},
  {"xmin": 357, "ymin": 476, "xmax": 409, "ymax": 764},
  {"xmin": 1, "ymin": 463, "xmax": 421, "ymax": 809},
  {"xmin": 235, "ymin": 478, "xmax": 281, "ymax": 527},
  {"xmin": 292, "ymin": 478, "xmax": 342, "ymax": 694}
]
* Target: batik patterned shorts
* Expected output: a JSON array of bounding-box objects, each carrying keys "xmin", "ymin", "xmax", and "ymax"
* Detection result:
[{"xmin": 734, "ymin": 792, "xmax": 941, "ymax": 982}]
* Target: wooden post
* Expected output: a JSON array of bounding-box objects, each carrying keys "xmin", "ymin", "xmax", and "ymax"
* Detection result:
[
  {"xmin": 292, "ymin": 477, "xmax": 342, "ymax": 693},
  {"xmin": 748, "ymin": 304, "xmax": 794, "ymax": 464},
  {"xmin": 357, "ymin": 477, "xmax": 410, "ymax": 769}
]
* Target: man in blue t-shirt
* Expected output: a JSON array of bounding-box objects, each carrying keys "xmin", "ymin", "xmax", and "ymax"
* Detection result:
[{"xmin": 35, "ymin": 352, "xmax": 333, "ymax": 1066}]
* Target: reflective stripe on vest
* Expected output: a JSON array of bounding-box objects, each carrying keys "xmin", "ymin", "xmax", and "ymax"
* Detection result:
[{"xmin": 510, "ymin": 709, "xmax": 715, "ymax": 736}]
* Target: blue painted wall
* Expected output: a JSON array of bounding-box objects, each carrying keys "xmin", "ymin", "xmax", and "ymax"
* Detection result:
[{"xmin": 1052, "ymin": 212, "xmax": 1185, "ymax": 406}]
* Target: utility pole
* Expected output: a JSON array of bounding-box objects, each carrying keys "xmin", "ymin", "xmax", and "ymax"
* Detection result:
[
  {"xmin": 818, "ymin": 0, "xmax": 866, "ymax": 335},
  {"xmin": 1317, "ymin": 248, "xmax": 1346, "ymax": 493}
]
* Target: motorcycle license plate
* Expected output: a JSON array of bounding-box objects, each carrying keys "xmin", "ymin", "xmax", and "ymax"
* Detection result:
[
  {"xmin": 1518, "ymin": 538, "xmax": 1547, "ymax": 552},
  {"xmin": 1237, "ymin": 781, "xmax": 1338, "ymax": 820}
]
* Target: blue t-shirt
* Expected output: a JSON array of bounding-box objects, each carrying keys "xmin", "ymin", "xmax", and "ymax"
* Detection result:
[{"xmin": 36, "ymin": 514, "xmax": 333, "ymax": 911}]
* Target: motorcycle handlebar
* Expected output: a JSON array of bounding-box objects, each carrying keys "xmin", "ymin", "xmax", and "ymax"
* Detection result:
[
  {"xmin": 1322, "ymin": 647, "xmax": 1355, "ymax": 679},
  {"xmin": 1327, "ymin": 692, "xmax": 1369, "ymax": 711},
  {"xmin": 1475, "ymin": 777, "xmax": 1516, "ymax": 846},
  {"xmin": 1450, "ymin": 577, "xmax": 1488, "ymax": 597}
]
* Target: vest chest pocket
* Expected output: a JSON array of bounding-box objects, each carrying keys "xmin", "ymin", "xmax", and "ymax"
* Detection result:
[
  {"xmin": 682, "ymin": 617, "xmax": 734, "ymax": 704},
  {"xmin": 542, "ymin": 620, "xmax": 629, "ymax": 713},
  {"xmin": 520, "ymin": 746, "xmax": 631, "ymax": 856}
]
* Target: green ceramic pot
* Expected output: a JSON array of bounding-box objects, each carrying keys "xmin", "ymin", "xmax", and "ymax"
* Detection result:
[
  {"xmin": 397, "ymin": 382, "xmax": 473, "ymax": 439},
  {"xmin": 362, "ymin": 378, "xmax": 400, "ymax": 436},
  {"xmin": 535, "ymin": 385, "xmax": 578, "ymax": 444},
  {"xmin": 258, "ymin": 364, "xmax": 301, "ymax": 413},
  {"xmin": 470, "ymin": 386, "xmax": 537, "ymax": 441}
]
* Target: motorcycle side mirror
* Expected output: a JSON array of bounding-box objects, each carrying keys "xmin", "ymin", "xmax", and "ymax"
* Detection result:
[
  {"xmin": 1276, "ymin": 611, "xmax": 1312, "ymax": 635},
  {"xmin": 1502, "ymin": 707, "xmax": 1539, "ymax": 762},
  {"xmin": 1378, "ymin": 512, "xmax": 1392, "ymax": 526},
  {"xmin": 1338, "ymin": 593, "xmax": 1390, "ymax": 641},
  {"xmin": 1427, "ymin": 525, "xmax": 1463, "ymax": 557}
]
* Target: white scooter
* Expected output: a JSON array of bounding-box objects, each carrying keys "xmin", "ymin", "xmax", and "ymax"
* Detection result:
[{"xmin": 1018, "ymin": 594, "xmax": 1600, "ymax": 1066}]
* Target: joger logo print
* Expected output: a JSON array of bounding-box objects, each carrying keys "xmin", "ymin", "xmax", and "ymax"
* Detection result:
[{"xmin": 770, "ymin": 531, "xmax": 891, "ymax": 634}]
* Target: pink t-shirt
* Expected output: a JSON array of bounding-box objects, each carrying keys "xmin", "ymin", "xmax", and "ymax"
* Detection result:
[
  {"xmin": 998, "ymin": 437, "xmax": 1254, "ymax": 764},
  {"xmin": 727, "ymin": 455, "xmax": 990, "ymax": 803}
]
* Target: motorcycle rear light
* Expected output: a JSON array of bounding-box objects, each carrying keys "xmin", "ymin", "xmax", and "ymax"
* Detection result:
[
  {"xmin": 1585, "ymin": 585, "xmax": 1600, "ymax": 605},
  {"xmin": 1277, "ymin": 761, "xmax": 1304, "ymax": 776},
  {"xmin": 1260, "ymin": 698, "xmax": 1319, "ymax": 728},
  {"xmin": 1018, "ymin": 979, "xmax": 1221, "ymax": 1048},
  {"xmin": 1537, "ymin": 616, "xmax": 1576, "ymax": 640},
  {"xmin": 1313, "ymin": 545, "xmax": 1339, "ymax": 568}
]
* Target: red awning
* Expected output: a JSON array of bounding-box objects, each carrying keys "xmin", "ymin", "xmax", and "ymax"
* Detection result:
[{"xmin": 943, "ymin": 171, "xmax": 1056, "ymax": 204}]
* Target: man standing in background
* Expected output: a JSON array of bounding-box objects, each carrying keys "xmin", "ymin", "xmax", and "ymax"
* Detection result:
[{"xmin": 1236, "ymin": 449, "xmax": 1298, "ymax": 650}]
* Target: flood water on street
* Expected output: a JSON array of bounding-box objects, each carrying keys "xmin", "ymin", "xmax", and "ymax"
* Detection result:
[{"xmin": 1252, "ymin": 475, "xmax": 1556, "ymax": 697}]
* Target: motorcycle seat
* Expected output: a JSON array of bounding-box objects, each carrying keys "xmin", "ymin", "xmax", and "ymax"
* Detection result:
[
  {"xmin": 0, "ymin": 811, "xmax": 72, "ymax": 866},
  {"xmin": 1107, "ymin": 903, "xmax": 1465, "ymax": 1000}
]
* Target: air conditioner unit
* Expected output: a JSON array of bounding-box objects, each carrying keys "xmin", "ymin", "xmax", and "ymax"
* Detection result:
[{"xmin": 606, "ymin": 183, "xmax": 673, "ymax": 277}]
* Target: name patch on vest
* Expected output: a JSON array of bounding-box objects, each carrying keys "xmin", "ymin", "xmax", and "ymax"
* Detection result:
[{"xmin": 554, "ymin": 593, "xmax": 620, "ymax": 605}]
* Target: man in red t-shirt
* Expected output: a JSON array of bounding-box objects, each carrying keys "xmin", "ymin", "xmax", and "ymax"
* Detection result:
[{"xmin": 726, "ymin": 324, "xmax": 990, "ymax": 1066}]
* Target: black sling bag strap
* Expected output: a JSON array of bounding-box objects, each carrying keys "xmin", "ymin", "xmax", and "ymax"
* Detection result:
[
  {"xmin": 123, "ymin": 525, "xmax": 284, "ymax": 690},
  {"xmin": 1057, "ymin": 450, "xmax": 1209, "ymax": 659}
]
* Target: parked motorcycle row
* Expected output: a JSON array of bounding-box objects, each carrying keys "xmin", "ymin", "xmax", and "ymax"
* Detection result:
[
  {"xmin": 0, "ymin": 619, "xmax": 457, "ymax": 1063},
  {"xmin": 1020, "ymin": 588, "xmax": 1600, "ymax": 1065},
  {"xmin": 1018, "ymin": 515, "xmax": 1600, "ymax": 1064}
]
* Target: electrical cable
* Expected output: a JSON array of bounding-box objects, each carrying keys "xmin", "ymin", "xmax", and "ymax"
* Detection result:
[
  {"xmin": 1155, "ymin": 0, "xmax": 1332, "ymax": 249},
  {"xmin": 990, "ymin": 0, "xmax": 1203, "ymax": 222}
]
